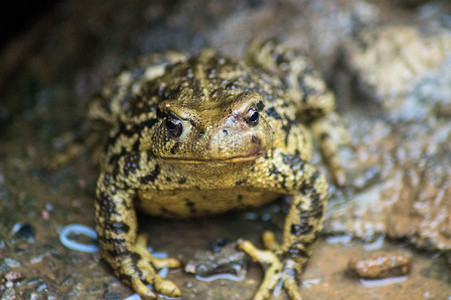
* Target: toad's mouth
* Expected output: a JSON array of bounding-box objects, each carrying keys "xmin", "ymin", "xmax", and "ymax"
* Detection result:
[{"xmin": 163, "ymin": 153, "xmax": 263, "ymax": 164}]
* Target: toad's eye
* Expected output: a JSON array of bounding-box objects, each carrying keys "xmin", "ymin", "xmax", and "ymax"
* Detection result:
[
  {"xmin": 165, "ymin": 114, "xmax": 183, "ymax": 138},
  {"xmin": 245, "ymin": 108, "xmax": 259, "ymax": 126}
]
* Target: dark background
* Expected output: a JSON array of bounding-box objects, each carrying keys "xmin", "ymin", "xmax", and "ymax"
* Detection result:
[{"xmin": 0, "ymin": 0, "xmax": 60, "ymax": 49}]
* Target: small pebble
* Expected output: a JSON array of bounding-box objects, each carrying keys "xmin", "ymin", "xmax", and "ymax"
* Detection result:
[
  {"xmin": 105, "ymin": 292, "xmax": 122, "ymax": 300},
  {"xmin": 13, "ymin": 223, "xmax": 36, "ymax": 241},
  {"xmin": 211, "ymin": 238, "xmax": 231, "ymax": 253},
  {"xmin": 347, "ymin": 251, "xmax": 412, "ymax": 279},
  {"xmin": 3, "ymin": 271, "xmax": 24, "ymax": 283}
]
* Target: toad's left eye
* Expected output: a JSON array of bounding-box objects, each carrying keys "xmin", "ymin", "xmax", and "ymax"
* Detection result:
[
  {"xmin": 245, "ymin": 108, "xmax": 259, "ymax": 126},
  {"xmin": 165, "ymin": 114, "xmax": 183, "ymax": 138}
]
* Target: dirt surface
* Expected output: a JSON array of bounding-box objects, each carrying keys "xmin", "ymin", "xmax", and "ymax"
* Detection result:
[{"xmin": 1, "ymin": 0, "xmax": 450, "ymax": 299}]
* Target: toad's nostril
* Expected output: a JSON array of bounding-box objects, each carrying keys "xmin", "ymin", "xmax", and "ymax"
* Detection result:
[{"xmin": 251, "ymin": 135, "xmax": 261, "ymax": 145}]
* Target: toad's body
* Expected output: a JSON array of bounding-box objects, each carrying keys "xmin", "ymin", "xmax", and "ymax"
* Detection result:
[{"xmin": 91, "ymin": 41, "xmax": 346, "ymax": 300}]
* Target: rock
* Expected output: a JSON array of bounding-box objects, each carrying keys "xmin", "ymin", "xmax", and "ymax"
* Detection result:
[
  {"xmin": 347, "ymin": 251, "xmax": 412, "ymax": 279},
  {"xmin": 325, "ymin": 1, "xmax": 451, "ymax": 253}
]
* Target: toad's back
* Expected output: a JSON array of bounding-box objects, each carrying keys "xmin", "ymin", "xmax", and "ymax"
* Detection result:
[{"xmin": 91, "ymin": 50, "xmax": 288, "ymax": 127}]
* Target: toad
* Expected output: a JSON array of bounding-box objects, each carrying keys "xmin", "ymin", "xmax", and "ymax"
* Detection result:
[{"xmin": 91, "ymin": 40, "xmax": 347, "ymax": 299}]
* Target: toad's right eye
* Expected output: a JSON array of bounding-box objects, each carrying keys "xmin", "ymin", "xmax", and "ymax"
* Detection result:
[
  {"xmin": 245, "ymin": 108, "xmax": 259, "ymax": 126},
  {"xmin": 165, "ymin": 114, "xmax": 183, "ymax": 138}
]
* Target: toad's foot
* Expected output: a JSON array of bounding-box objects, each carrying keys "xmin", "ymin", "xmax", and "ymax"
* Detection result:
[
  {"xmin": 114, "ymin": 234, "xmax": 182, "ymax": 299},
  {"xmin": 311, "ymin": 112, "xmax": 351, "ymax": 187},
  {"xmin": 237, "ymin": 239, "xmax": 302, "ymax": 300}
]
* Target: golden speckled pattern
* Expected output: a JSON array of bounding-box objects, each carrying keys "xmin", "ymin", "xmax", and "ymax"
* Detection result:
[{"xmin": 91, "ymin": 40, "xmax": 347, "ymax": 300}]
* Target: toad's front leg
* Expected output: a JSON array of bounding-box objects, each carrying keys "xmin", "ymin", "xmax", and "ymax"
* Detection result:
[
  {"xmin": 95, "ymin": 172, "xmax": 182, "ymax": 299},
  {"xmin": 238, "ymin": 156, "xmax": 328, "ymax": 300}
]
